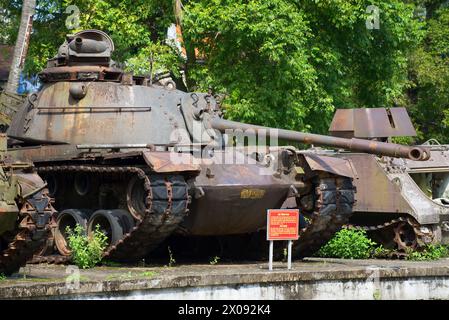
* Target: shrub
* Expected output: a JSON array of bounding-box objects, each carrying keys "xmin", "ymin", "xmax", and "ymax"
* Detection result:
[
  {"xmin": 66, "ymin": 224, "xmax": 108, "ymax": 269},
  {"xmin": 317, "ymin": 227, "xmax": 377, "ymax": 259},
  {"xmin": 406, "ymin": 244, "xmax": 449, "ymax": 261},
  {"xmin": 317, "ymin": 227, "xmax": 449, "ymax": 261}
]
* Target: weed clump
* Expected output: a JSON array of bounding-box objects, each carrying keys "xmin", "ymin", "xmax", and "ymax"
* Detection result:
[
  {"xmin": 317, "ymin": 227, "xmax": 377, "ymax": 259},
  {"xmin": 66, "ymin": 224, "xmax": 108, "ymax": 269}
]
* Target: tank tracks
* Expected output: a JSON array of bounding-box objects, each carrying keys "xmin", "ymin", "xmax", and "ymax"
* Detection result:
[
  {"xmin": 346, "ymin": 216, "xmax": 435, "ymax": 252},
  {"xmin": 251, "ymin": 174, "xmax": 354, "ymax": 260},
  {"xmin": 37, "ymin": 165, "xmax": 190, "ymax": 262},
  {"xmin": 293, "ymin": 174, "xmax": 355, "ymax": 258},
  {"xmin": 34, "ymin": 169, "xmax": 355, "ymax": 263},
  {"xmin": 0, "ymin": 190, "xmax": 56, "ymax": 275}
]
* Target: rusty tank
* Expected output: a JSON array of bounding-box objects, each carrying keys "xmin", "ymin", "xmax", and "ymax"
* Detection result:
[
  {"xmin": 0, "ymin": 133, "xmax": 55, "ymax": 275},
  {"xmin": 5, "ymin": 30, "xmax": 429, "ymax": 262},
  {"xmin": 319, "ymin": 107, "xmax": 449, "ymax": 252}
]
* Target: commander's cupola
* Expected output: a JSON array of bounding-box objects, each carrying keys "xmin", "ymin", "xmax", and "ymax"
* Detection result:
[{"xmin": 39, "ymin": 29, "xmax": 123, "ymax": 83}]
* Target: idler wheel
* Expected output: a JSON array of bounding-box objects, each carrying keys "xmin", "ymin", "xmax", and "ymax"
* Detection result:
[
  {"xmin": 127, "ymin": 176, "xmax": 147, "ymax": 220},
  {"xmin": 74, "ymin": 172, "xmax": 91, "ymax": 196},
  {"xmin": 393, "ymin": 222, "xmax": 418, "ymax": 251},
  {"xmin": 87, "ymin": 210, "xmax": 133, "ymax": 248},
  {"xmin": 55, "ymin": 209, "xmax": 90, "ymax": 256}
]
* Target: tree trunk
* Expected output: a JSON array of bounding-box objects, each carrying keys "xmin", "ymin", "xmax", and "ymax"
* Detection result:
[{"xmin": 5, "ymin": 0, "xmax": 36, "ymax": 94}]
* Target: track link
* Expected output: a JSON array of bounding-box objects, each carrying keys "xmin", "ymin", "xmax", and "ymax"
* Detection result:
[
  {"xmin": 346, "ymin": 216, "xmax": 435, "ymax": 251},
  {"xmin": 38, "ymin": 165, "xmax": 190, "ymax": 262},
  {"xmin": 0, "ymin": 189, "xmax": 56, "ymax": 275},
  {"xmin": 293, "ymin": 174, "xmax": 355, "ymax": 258}
]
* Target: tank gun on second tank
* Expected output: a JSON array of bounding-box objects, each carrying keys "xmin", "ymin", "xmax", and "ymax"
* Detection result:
[{"xmin": 209, "ymin": 118, "xmax": 430, "ymax": 161}]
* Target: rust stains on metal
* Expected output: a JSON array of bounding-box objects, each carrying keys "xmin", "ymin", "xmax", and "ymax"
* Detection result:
[
  {"xmin": 142, "ymin": 151, "xmax": 201, "ymax": 173},
  {"xmin": 329, "ymin": 107, "xmax": 417, "ymax": 139},
  {"xmin": 342, "ymin": 154, "xmax": 411, "ymax": 213},
  {"xmin": 302, "ymin": 154, "xmax": 355, "ymax": 178}
]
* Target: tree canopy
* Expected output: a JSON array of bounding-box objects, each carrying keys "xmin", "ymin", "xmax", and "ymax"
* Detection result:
[
  {"xmin": 408, "ymin": 3, "xmax": 449, "ymax": 142},
  {"xmin": 183, "ymin": 0, "xmax": 423, "ymax": 132},
  {"xmin": 1, "ymin": 0, "xmax": 448, "ymax": 141}
]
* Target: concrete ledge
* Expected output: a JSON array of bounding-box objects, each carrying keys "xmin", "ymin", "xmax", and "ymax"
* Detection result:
[{"xmin": 1, "ymin": 258, "xmax": 449, "ymax": 299}]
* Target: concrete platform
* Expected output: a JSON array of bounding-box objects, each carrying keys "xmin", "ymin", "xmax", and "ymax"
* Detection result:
[{"xmin": 2, "ymin": 258, "xmax": 449, "ymax": 299}]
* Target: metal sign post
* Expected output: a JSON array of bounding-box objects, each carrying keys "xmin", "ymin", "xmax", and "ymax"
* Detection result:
[
  {"xmin": 287, "ymin": 240, "xmax": 292, "ymax": 270},
  {"xmin": 267, "ymin": 209, "xmax": 299, "ymax": 271}
]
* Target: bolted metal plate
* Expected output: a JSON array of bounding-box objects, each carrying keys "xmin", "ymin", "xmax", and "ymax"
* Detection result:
[
  {"xmin": 329, "ymin": 107, "xmax": 417, "ymax": 139},
  {"xmin": 302, "ymin": 153, "xmax": 355, "ymax": 178}
]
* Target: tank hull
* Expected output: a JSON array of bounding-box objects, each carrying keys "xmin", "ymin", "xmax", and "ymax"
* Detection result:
[
  {"xmin": 8, "ymin": 146, "xmax": 307, "ymax": 236},
  {"xmin": 324, "ymin": 147, "xmax": 449, "ymax": 248}
]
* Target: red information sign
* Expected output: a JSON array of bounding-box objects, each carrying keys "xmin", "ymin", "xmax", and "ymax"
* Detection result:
[{"xmin": 267, "ymin": 209, "xmax": 299, "ymax": 241}]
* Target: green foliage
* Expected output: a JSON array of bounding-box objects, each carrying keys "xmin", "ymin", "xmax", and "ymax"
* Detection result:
[
  {"xmin": 209, "ymin": 256, "xmax": 220, "ymax": 265},
  {"xmin": 318, "ymin": 228, "xmax": 449, "ymax": 261},
  {"xmin": 317, "ymin": 227, "xmax": 377, "ymax": 259},
  {"xmin": 373, "ymin": 290, "xmax": 381, "ymax": 300},
  {"xmin": 167, "ymin": 246, "xmax": 176, "ymax": 267},
  {"xmin": 406, "ymin": 244, "xmax": 449, "ymax": 261},
  {"xmin": 66, "ymin": 224, "xmax": 108, "ymax": 269},
  {"xmin": 141, "ymin": 271, "xmax": 156, "ymax": 278},
  {"xmin": 183, "ymin": 0, "xmax": 423, "ymax": 133},
  {"xmin": 0, "ymin": 273, "xmax": 6, "ymax": 281},
  {"xmin": 408, "ymin": 5, "xmax": 449, "ymax": 143},
  {"xmin": 371, "ymin": 245, "xmax": 393, "ymax": 259},
  {"xmin": 391, "ymin": 136, "xmax": 415, "ymax": 145},
  {"xmin": 0, "ymin": 0, "xmax": 177, "ymax": 75},
  {"xmin": 124, "ymin": 42, "xmax": 182, "ymax": 77},
  {"xmin": 2, "ymin": 0, "xmax": 448, "ymax": 143}
]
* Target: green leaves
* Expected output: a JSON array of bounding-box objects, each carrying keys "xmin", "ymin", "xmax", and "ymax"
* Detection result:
[
  {"xmin": 66, "ymin": 224, "xmax": 108, "ymax": 269},
  {"xmin": 317, "ymin": 227, "xmax": 378, "ymax": 259},
  {"xmin": 1, "ymin": 0, "xmax": 176, "ymax": 75},
  {"xmin": 406, "ymin": 244, "xmax": 449, "ymax": 261},
  {"xmin": 124, "ymin": 42, "xmax": 183, "ymax": 77},
  {"xmin": 408, "ymin": 6, "xmax": 449, "ymax": 143},
  {"xmin": 183, "ymin": 0, "xmax": 422, "ymax": 133},
  {"xmin": 3, "ymin": 0, "xmax": 443, "ymax": 142}
]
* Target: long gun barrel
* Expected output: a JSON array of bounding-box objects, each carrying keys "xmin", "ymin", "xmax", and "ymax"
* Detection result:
[{"xmin": 210, "ymin": 118, "xmax": 430, "ymax": 161}]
